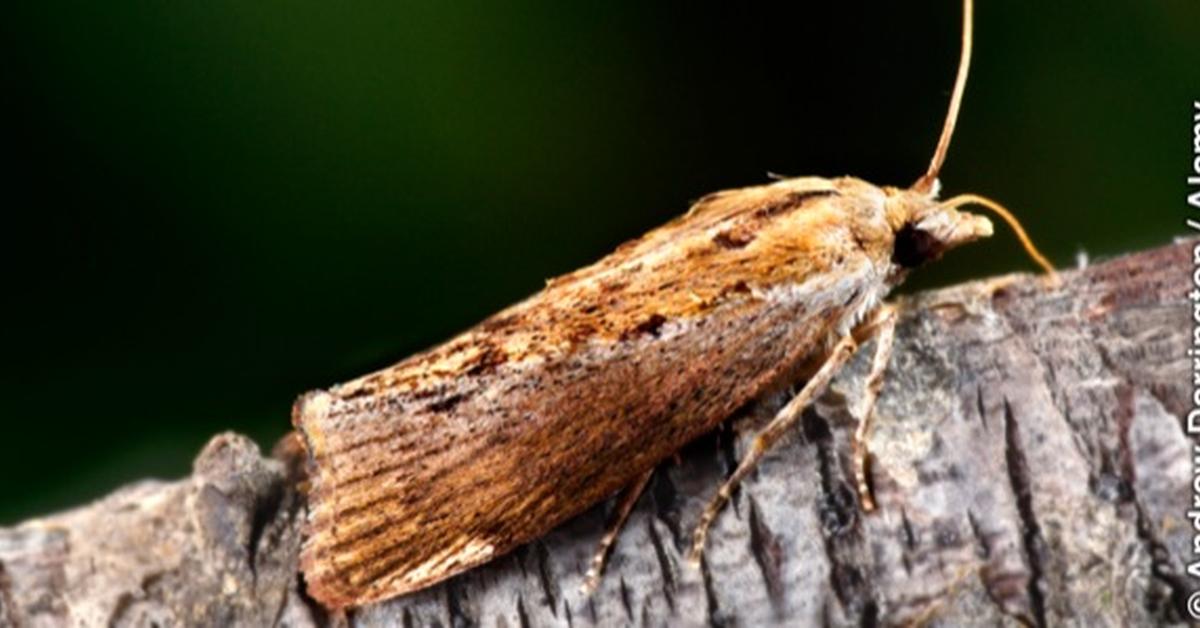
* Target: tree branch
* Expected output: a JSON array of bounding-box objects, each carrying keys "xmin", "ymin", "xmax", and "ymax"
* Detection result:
[{"xmin": 1, "ymin": 240, "xmax": 1193, "ymax": 627}]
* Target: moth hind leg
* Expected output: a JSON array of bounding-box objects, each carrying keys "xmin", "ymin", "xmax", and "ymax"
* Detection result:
[
  {"xmin": 580, "ymin": 467, "xmax": 654, "ymax": 595},
  {"xmin": 687, "ymin": 332, "xmax": 860, "ymax": 566}
]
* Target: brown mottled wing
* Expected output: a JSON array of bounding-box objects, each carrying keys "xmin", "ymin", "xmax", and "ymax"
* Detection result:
[{"xmin": 294, "ymin": 176, "xmax": 894, "ymax": 608}]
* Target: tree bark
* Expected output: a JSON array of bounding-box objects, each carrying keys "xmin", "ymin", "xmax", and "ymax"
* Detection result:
[{"xmin": 0, "ymin": 241, "xmax": 1193, "ymax": 627}]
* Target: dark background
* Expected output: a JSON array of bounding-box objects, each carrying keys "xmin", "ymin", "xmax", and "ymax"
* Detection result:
[{"xmin": 3, "ymin": 2, "xmax": 1196, "ymax": 523}]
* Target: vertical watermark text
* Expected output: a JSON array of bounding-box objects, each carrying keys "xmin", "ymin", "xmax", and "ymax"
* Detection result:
[{"xmin": 1186, "ymin": 99, "xmax": 1200, "ymax": 620}]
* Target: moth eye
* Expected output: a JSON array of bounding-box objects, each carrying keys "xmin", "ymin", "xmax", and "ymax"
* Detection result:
[{"xmin": 892, "ymin": 223, "xmax": 944, "ymax": 269}]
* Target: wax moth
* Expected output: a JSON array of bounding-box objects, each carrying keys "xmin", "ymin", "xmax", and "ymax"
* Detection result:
[{"xmin": 292, "ymin": 0, "xmax": 1055, "ymax": 609}]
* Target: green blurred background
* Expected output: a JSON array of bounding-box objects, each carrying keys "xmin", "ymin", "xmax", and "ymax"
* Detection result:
[{"xmin": 3, "ymin": 2, "xmax": 1197, "ymax": 523}]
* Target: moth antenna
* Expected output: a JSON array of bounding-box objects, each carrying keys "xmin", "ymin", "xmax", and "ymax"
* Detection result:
[
  {"xmin": 940, "ymin": 193, "xmax": 1058, "ymax": 278},
  {"xmin": 912, "ymin": 0, "xmax": 973, "ymax": 193}
]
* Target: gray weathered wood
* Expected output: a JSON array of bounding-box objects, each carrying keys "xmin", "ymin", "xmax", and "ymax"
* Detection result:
[{"xmin": 0, "ymin": 240, "xmax": 1193, "ymax": 627}]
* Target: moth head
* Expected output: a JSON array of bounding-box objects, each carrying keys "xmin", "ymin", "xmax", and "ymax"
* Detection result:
[
  {"xmin": 889, "ymin": 191, "xmax": 993, "ymax": 269},
  {"xmin": 885, "ymin": 186, "xmax": 1056, "ymax": 276}
]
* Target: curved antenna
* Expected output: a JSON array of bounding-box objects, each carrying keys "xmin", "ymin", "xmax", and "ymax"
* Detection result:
[{"xmin": 912, "ymin": 0, "xmax": 973, "ymax": 193}]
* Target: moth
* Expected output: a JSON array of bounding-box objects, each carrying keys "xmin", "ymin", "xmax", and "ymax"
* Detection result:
[{"xmin": 292, "ymin": 0, "xmax": 1055, "ymax": 609}]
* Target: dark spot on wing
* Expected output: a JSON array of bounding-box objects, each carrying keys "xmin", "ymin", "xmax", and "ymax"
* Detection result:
[
  {"xmin": 622, "ymin": 313, "xmax": 668, "ymax": 340},
  {"xmin": 567, "ymin": 322, "xmax": 597, "ymax": 343},
  {"xmin": 600, "ymin": 279, "xmax": 629, "ymax": 293},
  {"xmin": 464, "ymin": 346, "xmax": 509, "ymax": 377},
  {"xmin": 425, "ymin": 392, "xmax": 469, "ymax": 414},
  {"xmin": 409, "ymin": 386, "xmax": 444, "ymax": 401},
  {"xmin": 719, "ymin": 280, "xmax": 752, "ymax": 300},
  {"xmin": 713, "ymin": 228, "xmax": 755, "ymax": 249},
  {"xmin": 339, "ymin": 384, "xmax": 377, "ymax": 400}
]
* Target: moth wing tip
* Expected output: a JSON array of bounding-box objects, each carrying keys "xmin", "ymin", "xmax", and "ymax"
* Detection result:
[{"xmin": 299, "ymin": 569, "xmax": 359, "ymax": 613}]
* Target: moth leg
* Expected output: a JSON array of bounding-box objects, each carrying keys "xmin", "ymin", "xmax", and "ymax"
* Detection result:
[
  {"xmin": 687, "ymin": 333, "xmax": 860, "ymax": 566},
  {"xmin": 850, "ymin": 304, "xmax": 898, "ymax": 512},
  {"xmin": 581, "ymin": 466, "xmax": 654, "ymax": 594}
]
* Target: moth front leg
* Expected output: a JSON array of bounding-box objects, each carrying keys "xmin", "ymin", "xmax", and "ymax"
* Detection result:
[
  {"xmin": 687, "ymin": 332, "xmax": 860, "ymax": 566},
  {"xmin": 850, "ymin": 303, "xmax": 898, "ymax": 512}
]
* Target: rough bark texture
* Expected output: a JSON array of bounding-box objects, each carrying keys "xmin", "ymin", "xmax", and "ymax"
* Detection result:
[{"xmin": 0, "ymin": 241, "xmax": 1193, "ymax": 627}]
